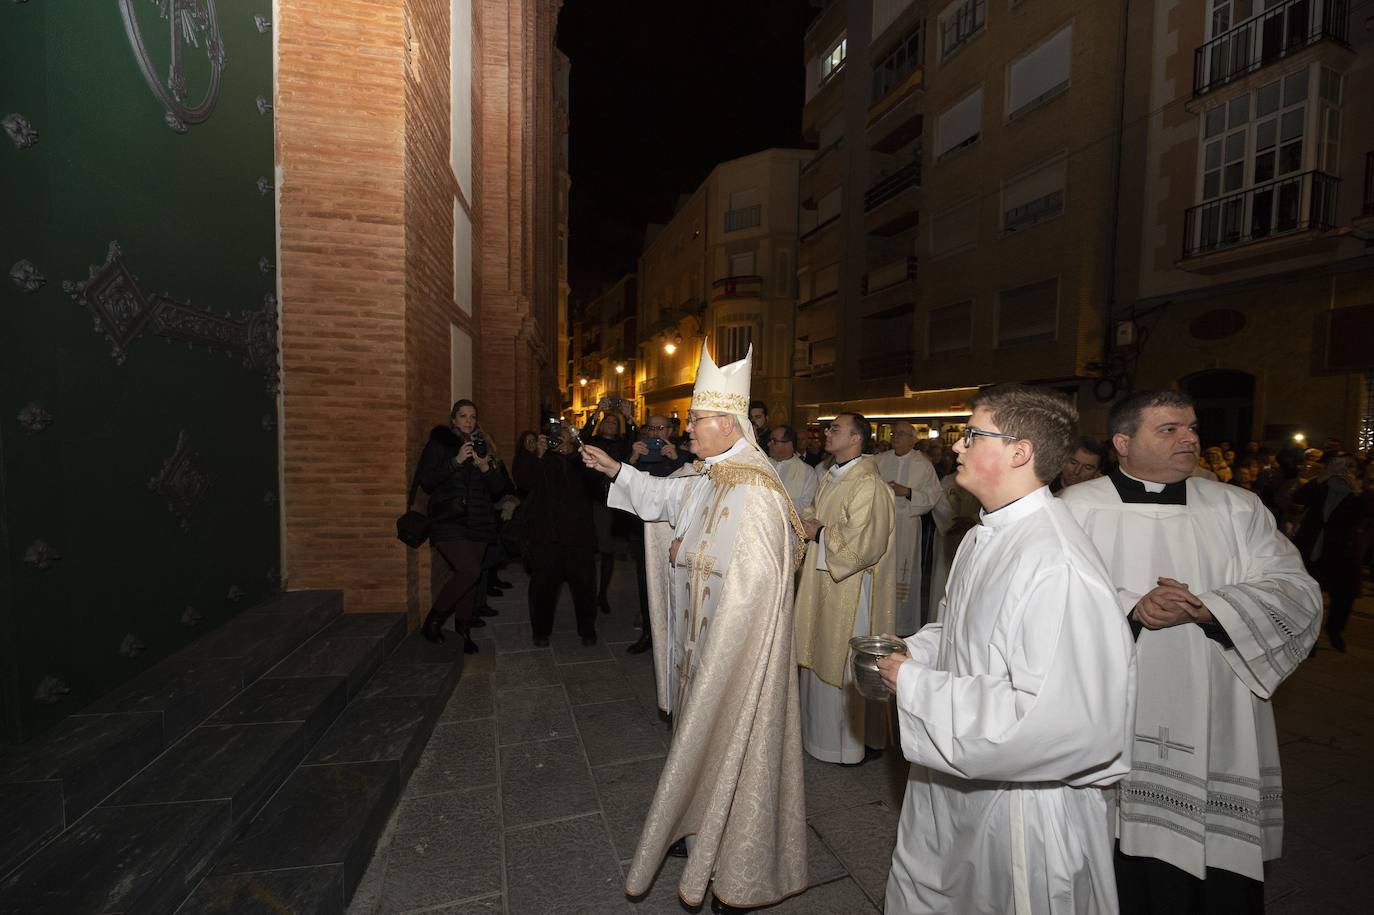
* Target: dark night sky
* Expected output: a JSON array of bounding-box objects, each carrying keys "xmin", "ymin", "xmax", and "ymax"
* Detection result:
[{"xmin": 556, "ymin": 0, "xmax": 816, "ymax": 306}]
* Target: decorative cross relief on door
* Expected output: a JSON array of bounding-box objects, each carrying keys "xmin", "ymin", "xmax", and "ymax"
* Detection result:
[
  {"xmin": 63, "ymin": 242, "xmax": 278, "ymax": 389},
  {"xmin": 149, "ymin": 430, "xmax": 211, "ymax": 531},
  {"xmin": 119, "ymin": 0, "xmax": 226, "ymax": 133}
]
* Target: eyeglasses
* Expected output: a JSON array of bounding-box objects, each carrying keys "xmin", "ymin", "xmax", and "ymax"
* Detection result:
[
  {"xmin": 961, "ymin": 426, "xmax": 1021, "ymax": 449},
  {"xmin": 824, "ymin": 424, "xmax": 854, "ymax": 435},
  {"xmin": 643, "ymin": 424, "xmax": 669, "ymax": 431},
  {"xmin": 687, "ymin": 413, "xmax": 729, "ymax": 425}
]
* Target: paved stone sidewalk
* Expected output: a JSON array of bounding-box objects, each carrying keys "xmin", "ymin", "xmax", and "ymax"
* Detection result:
[{"xmin": 348, "ymin": 561, "xmax": 1374, "ymax": 914}]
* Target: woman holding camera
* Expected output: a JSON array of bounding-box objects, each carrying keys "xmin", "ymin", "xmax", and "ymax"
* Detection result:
[{"xmin": 417, "ymin": 399, "xmax": 512, "ymax": 652}]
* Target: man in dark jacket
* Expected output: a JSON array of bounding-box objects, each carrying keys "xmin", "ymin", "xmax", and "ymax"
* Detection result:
[
  {"xmin": 1293, "ymin": 453, "xmax": 1374, "ymax": 651},
  {"xmin": 515, "ymin": 425, "xmax": 603, "ymax": 647}
]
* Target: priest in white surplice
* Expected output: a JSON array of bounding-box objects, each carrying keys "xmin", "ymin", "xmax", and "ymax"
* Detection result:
[
  {"xmin": 876, "ymin": 384, "xmax": 1137, "ymax": 914},
  {"xmin": 794, "ymin": 412, "xmax": 897, "ymax": 765},
  {"xmin": 581, "ymin": 345, "xmax": 809, "ymax": 915},
  {"xmin": 1061, "ymin": 389, "xmax": 1321, "ymax": 913},
  {"xmin": 767, "ymin": 425, "xmax": 817, "ymax": 514},
  {"xmin": 873, "ymin": 422, "xmax": 944, "ymax": 634}
]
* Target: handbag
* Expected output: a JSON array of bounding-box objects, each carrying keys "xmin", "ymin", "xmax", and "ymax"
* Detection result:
[{"xmin": 396, "ymin": 463, "xmax": 430, "ymax": 548}]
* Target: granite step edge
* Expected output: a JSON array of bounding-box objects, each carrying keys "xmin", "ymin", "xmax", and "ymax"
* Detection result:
[{"xmin": 173, "ymin": 639, "xmax": 465, "ymax": 913}]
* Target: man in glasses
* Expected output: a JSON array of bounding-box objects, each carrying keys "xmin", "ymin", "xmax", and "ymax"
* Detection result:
[
  {"xmin": 794, "ymin": 412, "xmax": 897, "ymax": 766},
  {"xmin": 767, "ymin": 425, "xmax": 816, "ymax": 514},
  {"xmin": 582, "ymin": 345, "xmax": 808, "ymax": 914},
  {"xmin": 876, "ymin": 384, "xmax": 1136, "ymax": 914},
  {"xmin": 1061, "ymin": 390, "xmax": 1320, "ymax": 913},
  {"xmin": 623, "ymin": 414, "xmax": 686, "ymax": 654},
  {"xmin": 874, "ymin": 422, "xmax": 945, "ymax": 633}
]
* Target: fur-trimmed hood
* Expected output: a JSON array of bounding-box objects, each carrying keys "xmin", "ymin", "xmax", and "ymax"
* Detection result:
[{"xmin": 429, "ymin": 424, "xmax": 462, "ymax": 450}]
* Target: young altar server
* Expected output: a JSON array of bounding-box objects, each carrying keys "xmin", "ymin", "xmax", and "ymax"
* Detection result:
[{"xmin": 877, "ymin": 384, "xmax": 1137, "ymax": 914}]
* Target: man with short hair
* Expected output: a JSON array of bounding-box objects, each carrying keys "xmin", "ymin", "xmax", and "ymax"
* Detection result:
[
  {"xmin": 1053, "ymin": 436, "xmax": 1108, "ymax": 491},
  {"xmin": 802, "ymin": 426, "xmax": 826, "ymax": 466},
  {"xmin": 1061, "ymin": 389, "xmax": 1321, "ymax": 913},
  {"xmin": 624, "ymin": 414, "xmax": 686, "ymax": 654},
  {"xmin": 879, "ymin": 384, "xmax": 1137, "ymax": 914},
  {"xmin": 794, "ymin": 412, "xmax": 897, "ymax": 765},
  {"xmin": 749, "ymin": 399, "xmax": 770, "ymax": 448},
  {"xmin": 874, "ymin": 422, "xmax": 944, "ymax": 633},
  {"xmin": 768, "ymin": 425, "xmax": 817, "ymax": 514},
  {"xmin": 582, "ymin": 346, "xmax": 808, "ymax": 914}
]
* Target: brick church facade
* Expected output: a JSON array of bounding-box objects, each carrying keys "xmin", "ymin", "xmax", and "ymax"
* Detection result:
[{"xmin": 276, "ymin": 0, "xmax": 567, "ymax": 620}]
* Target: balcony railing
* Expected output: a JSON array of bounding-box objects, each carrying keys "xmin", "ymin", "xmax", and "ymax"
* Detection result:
[
  {"xmin": 863, "ymin": 257, "xmax": 918, "ymax": 294},
  {"xmin": 724, "ymin": 204, "xmax": 761, "ymax": 233},
  {"xmin": 864, "ymin": 159, "xmax": 921, "ymax": 211},
  {"xmin": 1182, "ymin": 169, "xmax": 1339, "ymax": 258},
  {"xmin": 1364, "ymin": 151, "xmax": 1373, "ymax": 217},
  {"xmin": 800, "ymin": 213, "xmax": 841, "ymax": 242},
  {"xmin": 1193, "ymin": 0, "xmax": 1350, "ymax": 97},
  {"xmin": 711, "ymin": 274, "xmax": 764, "ymax": 300},
  {"xmin": 858, "ymin": 351, "xmax": 914, "ymax": 381},
  {"xmin": 798, "ymin": 289, "xmax": 839, "ymax": 311},
  {"xmin": 801, "ymin": 138, "xmax": 842, "ymax": 175}
]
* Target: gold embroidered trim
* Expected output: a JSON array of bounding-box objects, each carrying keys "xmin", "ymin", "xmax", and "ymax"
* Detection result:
[
  {"xmin": 690, "ymin": 390, "xmax": 749, "ymax": 414},
  {"xmin": 705, "ymin": 460, "xmax": 808, "ymax": 548}
]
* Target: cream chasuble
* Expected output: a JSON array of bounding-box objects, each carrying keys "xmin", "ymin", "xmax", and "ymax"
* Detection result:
[
  {"xmin": 873, "ymin": 449, "xmax": 943, "ymax": 634},
  {"xmin": 1061, "ymin": 474, "xmax": 1321, "ymax": 882},
  {"xmin": 794, "ymin": 455, "xmax": 897, "ymax": 763},
  {"xmin": 773, "ymin": 453, "xmax": 818, "ymax": 514},
  {"xmin": 886, "ymin": 487, "xmax": 1136, "ymax": 915},
  {"xmin": 608, "ymin": 439, "xmax": 810, "ymax": 908}
]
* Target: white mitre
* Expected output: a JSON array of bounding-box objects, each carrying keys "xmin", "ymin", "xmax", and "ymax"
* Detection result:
[{"xmin": 690, "ymin": 344, "xmax": 752, "ymax": 416}]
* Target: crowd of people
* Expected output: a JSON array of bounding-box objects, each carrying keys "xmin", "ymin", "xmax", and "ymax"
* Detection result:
[{"xmin": 407, "ymin": 359, "xmax": 1372, "ymax": 915}]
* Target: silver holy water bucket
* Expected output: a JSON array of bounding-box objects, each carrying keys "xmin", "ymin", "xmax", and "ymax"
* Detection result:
[{"xmin": 848, "ymin": 635, "xmax": 908, "ymax": 700}]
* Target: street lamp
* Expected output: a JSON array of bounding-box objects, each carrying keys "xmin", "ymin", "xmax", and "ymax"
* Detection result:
[
  {"xmin": 664, "ymin": 341, "xmax": 677, "ymax": 355},
  {"xmin": 579, "ymin": 377, "xmax": 588, "ymax": 386},
  {"xmin": 614, "ymin": 364, "xmax": 625, "ymax": 375}
]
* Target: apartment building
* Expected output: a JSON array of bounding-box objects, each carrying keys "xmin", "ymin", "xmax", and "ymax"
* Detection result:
[
  {"xmin": 1115, "ymin": 0, "xmax": 1374, "ymax": 449},
  {"xmin": 797, "ymin": 0, "xmax": 1131, "ymax": 438},
  {"xmin": 568, "ymin": 274, "xmax": 639, "ymax": 427},
  {"xmin": 636, "ymin": 148, "xmax": 814, "ymax": 424}
]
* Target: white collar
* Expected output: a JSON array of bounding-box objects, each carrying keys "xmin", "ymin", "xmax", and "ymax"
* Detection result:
[
  {"xmin": 979, "ymin": 485, "xmax": 1052, "ymax": 528},
  {"xmin": 1120, "ymin": 467, "xmax": 1167, "ymax": 493},
  {"xmin": 703, "ymin": 436, "xmax": 750, "ymax": 466},
  {"xmin": 828, "ymin": 454, "xmax": 863, "ymax": 480}
]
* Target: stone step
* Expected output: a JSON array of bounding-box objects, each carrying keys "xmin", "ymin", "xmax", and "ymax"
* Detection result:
[
  {"xmin": 177, "ymin": 630, "xmax": 465, "ymax": 914},
  {"xmin": 0, "ymin": 590, "xmax": 343, "ymax": 881},
  {"xmin": 0, "ymin": 609, "xmax": 413, "ymax": 914}
]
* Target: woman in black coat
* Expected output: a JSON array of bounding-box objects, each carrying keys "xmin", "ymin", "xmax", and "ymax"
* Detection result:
[{"xmin": 417, "ymin": 399, "xmax": 512, "ymax": 652}]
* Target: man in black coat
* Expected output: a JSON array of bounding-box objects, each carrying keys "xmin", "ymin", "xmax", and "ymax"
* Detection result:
[
  {"xmin": 515, "ymin": 425, "xmax": 603, "ymax": 647},
  {"xmin": 1293, "ymin": 453, "xmax": 1374, "ymax": 651}
]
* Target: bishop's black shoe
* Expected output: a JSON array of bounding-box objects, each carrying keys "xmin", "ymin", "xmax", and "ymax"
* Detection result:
[
  {"xmin": 666, "ymin": 838, "xmax": 689, "ymax": 858},
  {"xmin": 626, "ymin": 634, "xmax": 652, "ymax": 655}
]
